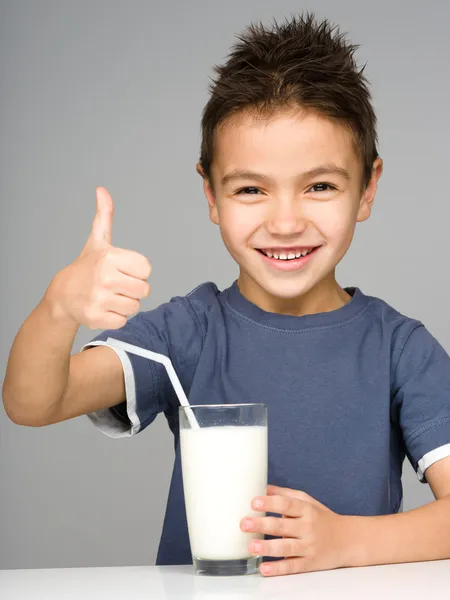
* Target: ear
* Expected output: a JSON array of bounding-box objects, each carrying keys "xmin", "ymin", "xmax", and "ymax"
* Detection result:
[
  {"xmin": 196, "ymin": 162, "xmax": 219, "ymax": 225},
  {"xmin": 357, "ymin": 158, "xmax": 383, "ymax": 223}
]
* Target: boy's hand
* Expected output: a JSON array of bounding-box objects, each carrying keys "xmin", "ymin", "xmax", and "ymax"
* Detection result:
[
  {"xmin": 45, "ymin": 187, "xmax": 152, "ymax": 330},
  {"xmin": 241, "ymin": 484, "xmax": 352, "ymax": 577}
]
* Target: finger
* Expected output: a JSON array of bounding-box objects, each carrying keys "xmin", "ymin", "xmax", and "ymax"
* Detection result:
[
  {"xmin": 90, "ymin": 187, "xmax": 114, "ymax": 245},
  {"xmin": 108, "ymin": 272, "xmax": 151, "ymax": 300},
  {"xmin": 107, "ymin": 294, "xmax": 140, "ymax": 317},
  {"xmin": 113, "ymin": 248, "xmax": 152, "ymax": 280},
  {"xmin": 267, "ymin": 485, "xmax": 318, "ymax": 505},
  {"xmin": 252, "ymin": 495, "xmax": 304, "ymax": 518},
  {"xmin": 249, "ymin": 537, "xmax": 308, "ymax": 558},
  {"xmin": 241, "ymin": 516, "xmax": 293, "ymax": 538},
  {"xmin": 260, "ymin": 557, "xmax": 311, "ymax": 577}
]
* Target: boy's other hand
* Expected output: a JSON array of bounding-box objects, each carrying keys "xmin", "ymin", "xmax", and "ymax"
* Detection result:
[
  {"xmin": 44, "ymin": 187, "xmax": 152, "ymax": 330},
  {"xmin": 241, "ymin": 484, "xmax": 352, "ymax": 577}
]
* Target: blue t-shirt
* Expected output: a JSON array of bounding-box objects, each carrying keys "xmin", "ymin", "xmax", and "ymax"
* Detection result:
[{"xmin": 84, "ymin": 282, "xmax": 450, "ymax": 565}]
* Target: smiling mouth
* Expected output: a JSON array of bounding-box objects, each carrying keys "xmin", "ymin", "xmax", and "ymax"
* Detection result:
[{"xmin": 256, "ymin": 247, "xmax": 319, "ymax": 261}]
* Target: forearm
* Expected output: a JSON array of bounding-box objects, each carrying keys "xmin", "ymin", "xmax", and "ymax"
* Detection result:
[
  {"xmin": 344, "ymin": 494, "xmax": 450, "ymax": 567},
  {"xmin": 3, "ymin": 287, "xmax": 79, "ymax": 425}
]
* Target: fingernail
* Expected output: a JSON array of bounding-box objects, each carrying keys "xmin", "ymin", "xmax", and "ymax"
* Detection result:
[
  {"xmin": 242, "ymin": 519, "xmax": 252, "ymax": 531},
  {"xmin": 252, "ymin": 541, "xmax": 262, "ymax": 553},
  {"xmin": 254, "ymin": 498, "xmax": 264, "ymax": 509},
  {"xmin": 260, "ymin": 564, "xmax": 271, "ymax": 576}
]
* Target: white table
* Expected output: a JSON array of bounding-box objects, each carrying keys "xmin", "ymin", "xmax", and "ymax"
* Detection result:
[{"xmin": 1, "ymin": 561, "xmax": 449, "ymax": 599}]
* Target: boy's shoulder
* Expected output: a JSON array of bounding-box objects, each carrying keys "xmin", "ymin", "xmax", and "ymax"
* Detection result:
[
  {"xmin": 360, "ymin": 288, "xmax": 422, "ymax": 330},
  {"xmin": 185, "ymin": 281, "xmax": 222, "ymax": 305},
  {"xmin": 358, "ymin": 288, "xmax": 433, "ymax": 359},
  {"xmin": 149, "ymin": 281, "xmax": 225, "ymax": 334},
  {"xmin": 146, "ymin": 281, "xmax": 223, "ymax": 317}
]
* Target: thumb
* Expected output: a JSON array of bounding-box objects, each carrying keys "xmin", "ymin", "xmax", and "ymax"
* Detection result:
[{"xmin": 90, "ymin": 187, "xmax": 114, "ymax": 245}]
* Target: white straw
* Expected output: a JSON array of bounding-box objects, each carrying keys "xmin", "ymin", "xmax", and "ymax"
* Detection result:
[{"xmin": 106, "ymin": 337, "xmax": 199, "ymax": 429}]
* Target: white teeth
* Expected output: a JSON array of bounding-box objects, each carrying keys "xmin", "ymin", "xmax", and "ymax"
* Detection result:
[{"xmin": 262, "ymin": 248, "xmax": 315, "ymax": 260}]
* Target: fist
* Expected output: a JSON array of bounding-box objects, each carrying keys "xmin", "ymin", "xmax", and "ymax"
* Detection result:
[{"xmin": 47, "ymin": 187, "xmax": 151, "ymax": 329}]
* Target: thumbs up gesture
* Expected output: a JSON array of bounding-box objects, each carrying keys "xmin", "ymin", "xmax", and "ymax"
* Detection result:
[{"xmin": 46, "ymin": 187, "xmax": 151, "ymax": 329}]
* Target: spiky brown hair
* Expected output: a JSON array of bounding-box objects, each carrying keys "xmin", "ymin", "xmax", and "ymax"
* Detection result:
[{"xmin": 199, "ymin": 13, "xmax": 378, "ymax": 188}]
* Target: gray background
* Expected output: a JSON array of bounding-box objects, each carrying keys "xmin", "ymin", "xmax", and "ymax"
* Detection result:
[{"xmin": 1, "ymin": 0, "xmax": 449, "ymax": 570}]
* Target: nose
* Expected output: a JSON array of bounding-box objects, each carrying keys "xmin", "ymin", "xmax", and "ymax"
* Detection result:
[{"xmin": 265, "ymin": 196, "xmax": 308, "ymax": 237}]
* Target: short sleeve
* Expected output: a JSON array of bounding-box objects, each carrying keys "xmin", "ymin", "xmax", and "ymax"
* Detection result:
[
  {"xmin": 392, "ymin": 325, "xmax": 450, "ymax": 482},
  {"xmin": 82, "ymin": 294, "xmax": 204, "ymax": 438}
]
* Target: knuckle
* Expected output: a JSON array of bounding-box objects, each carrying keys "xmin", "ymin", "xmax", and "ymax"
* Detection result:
[
  {"xmin": 99, "ymin": 269, "xmax": 115, "ymax": 289},
  {"xmin": 142, "ymin": 281, "xmax": 151, "ymax": 297},
  {"xmin": 129, "ymin": 299, "xmax": 140, "ymax": 314},
  {"xmin": 135, "ymin": 281, "xmax": 150, "ymax": 299},
  {"xmin": 284, "ymin": 538, "xmax": 298, "ymax": 557},
  {"xmin": 95, "ymin": 290, "xmax": 109, "ymax": 310},
  {"xmin": 280, "ymin": 516, "xmax": 292, "ymax": 535},
  {"xmin": 114, "ymin": 315, "xmax": 127, "ymax": 329},
  {"xmin": 302, "ymin": 504, "xmax": 312, "ymax": 520},
  {"xmin": 285, "ymin": 496, "xmax": 294, "ymax": 514},
  {"xmin": 102, "ymin": 315, "xmax": 125, "ymax": 330},
  {"xmin": 273, "ymin": 517, "xmax": 286, "ymax": 536},
  {"xmin": 258, "ymin": 518, "xmax": 269, "ymax": 533},
  {"xmin": 84, "ymin": 305, "xmax": 99, "ymax": 325},
  {"xmin": 302, "ymin": 519, "xmax": 312, "ymax": 535},
  {"xmin": 87, "ymin": 318, "xmax": 102, "ymax": 330},
  {"xmin": 143, "ymin": 258, "xmax": 152, "ymax": 278}
]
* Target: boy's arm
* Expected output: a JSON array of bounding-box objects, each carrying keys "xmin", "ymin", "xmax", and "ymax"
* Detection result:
[
  {"xmin": 345, "ymin": 456, "xmax": 450, "ymax": 567},
  {"xmin": 3, "ymin": 187, "xmax": 150, "ymax": 427},
  {"xmin": 2, "ymin": 296, "xmax": 126, "ymax": 426},
  {"xmin": 240, "ymin": 461, "xmax": 450, "ymax": 577}
]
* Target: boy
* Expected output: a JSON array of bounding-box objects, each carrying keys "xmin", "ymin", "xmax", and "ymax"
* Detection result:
[{"xmin": 3, "ymin": 13, "xmax": 450, "ymax": 577}]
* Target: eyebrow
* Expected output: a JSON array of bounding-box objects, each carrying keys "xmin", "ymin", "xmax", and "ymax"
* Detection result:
[{"xmin": 220, "ymin": 164, "xmax": 351, "ymax": 186}]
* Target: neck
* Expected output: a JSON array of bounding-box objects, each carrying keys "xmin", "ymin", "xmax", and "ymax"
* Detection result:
[{"xmin": 237, "ymin": 272, "xmax": 352, "ymax": 317}]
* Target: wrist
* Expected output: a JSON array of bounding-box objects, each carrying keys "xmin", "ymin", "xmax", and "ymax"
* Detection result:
[
  {"xmin": 41, "ymin": 274, "xmax": 80, "ymax": 331},
  {"xmin": 338, "ymin": 514, "xmax": 370, "ymax": 568}
]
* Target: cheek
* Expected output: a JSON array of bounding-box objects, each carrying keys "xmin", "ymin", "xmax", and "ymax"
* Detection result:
[
  {"xmin": 312, "ymin": 204, "xmax": 358, "ymax": 246},
  {"xmin": 218, "ymin": 204, "xmax": 264, "ymax": 245}
]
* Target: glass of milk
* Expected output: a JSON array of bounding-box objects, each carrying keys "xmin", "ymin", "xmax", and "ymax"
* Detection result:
[{"xmin": 179, "ymin": 403, "xmax": 268, "ymax": 576}]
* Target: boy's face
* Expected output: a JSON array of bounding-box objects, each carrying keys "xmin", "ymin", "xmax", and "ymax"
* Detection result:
[{"xmin": 199, "ymin": 108, "xmax": 382, "ymax": 314}]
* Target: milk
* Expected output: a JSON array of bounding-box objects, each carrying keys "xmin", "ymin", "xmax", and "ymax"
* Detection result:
[{"xmin": 180, "ymin": 425, "xmax": 268, "ymax": 561}]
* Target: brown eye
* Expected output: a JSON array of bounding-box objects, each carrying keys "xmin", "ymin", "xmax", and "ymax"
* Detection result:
[
  {"xmin": 309, "ymin": 183, "xmax": 336, "ymax": 192},
  {"xmin": 236, "ymin": 187, "xmax": 261, "ymax": 195}
]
